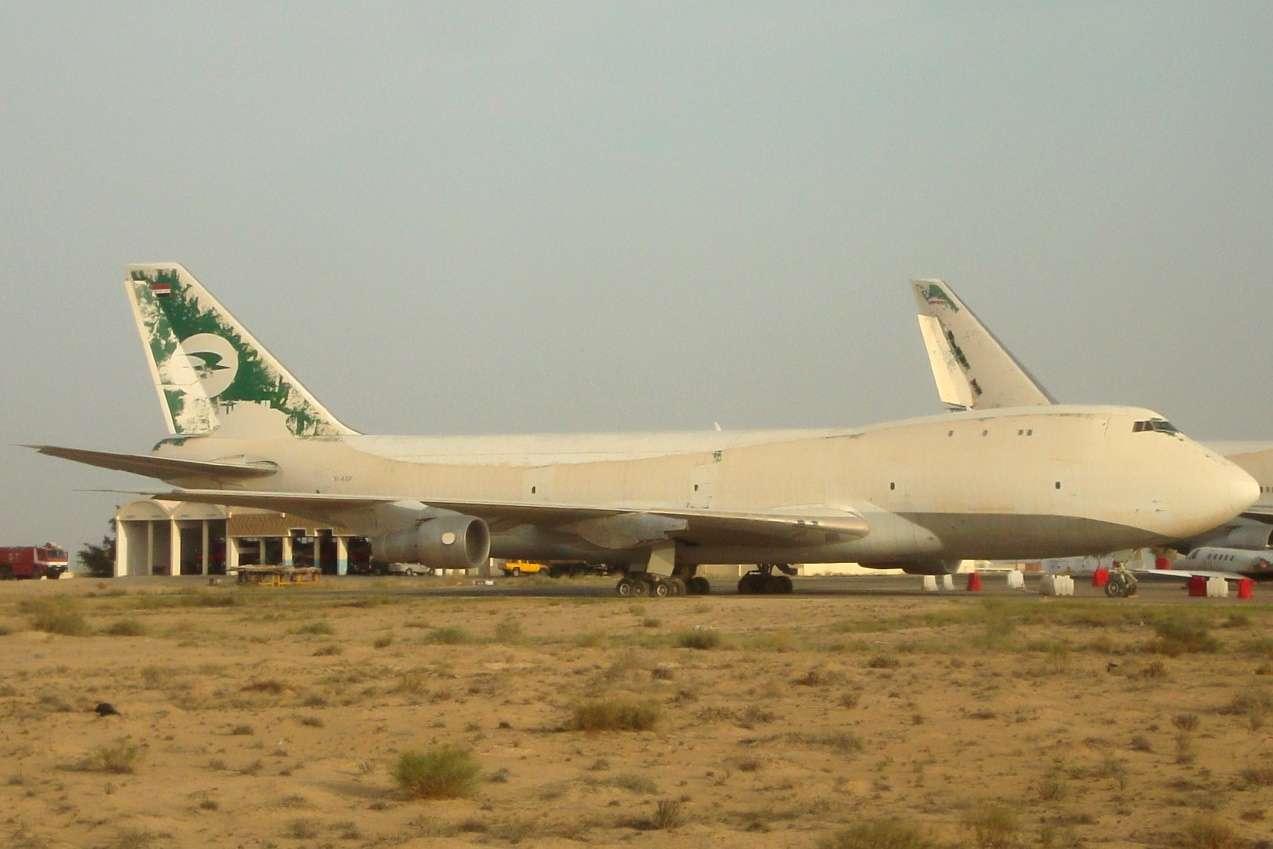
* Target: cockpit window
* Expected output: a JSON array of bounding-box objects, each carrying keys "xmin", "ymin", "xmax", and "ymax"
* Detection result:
[{"xmin": 1133, "ymin": 419, "xmax": 1180, "ymax": 434}]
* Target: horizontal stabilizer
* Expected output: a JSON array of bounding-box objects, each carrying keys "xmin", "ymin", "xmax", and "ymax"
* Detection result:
[{"xmin": 27, "ymin": 446, "xmax": 278, "ymax": 481}]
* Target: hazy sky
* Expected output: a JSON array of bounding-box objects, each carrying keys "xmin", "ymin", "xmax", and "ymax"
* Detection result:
[{"xmin": 3, "ymin": 2, "xmax": 1272, "ymax": 558}]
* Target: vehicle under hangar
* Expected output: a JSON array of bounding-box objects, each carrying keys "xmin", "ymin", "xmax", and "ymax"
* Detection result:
[{"xmin": 113, "ymin": 500, "xmax": 370, "ymax": 577}]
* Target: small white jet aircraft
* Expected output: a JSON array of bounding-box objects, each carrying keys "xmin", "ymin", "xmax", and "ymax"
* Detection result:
[
  {"xmin": 911, "ymin": 278, "xmax": 1273, "ymax": 581},
  {"xmin": 31, "ymin": 264, "xmax": 1259, "ymax": 596}
]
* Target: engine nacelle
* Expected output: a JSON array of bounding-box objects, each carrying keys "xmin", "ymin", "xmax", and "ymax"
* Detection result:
[
  {"xmin": 863, "ymin": 560, "xmax": 961, "ymax": 575},
  {"xmin": 374, "ymin": 513, "xmax": 491, "ymax": 570},
  {"xmin": 1186, "ymin": 518, "xmax": 1273, "ymax": 551}
]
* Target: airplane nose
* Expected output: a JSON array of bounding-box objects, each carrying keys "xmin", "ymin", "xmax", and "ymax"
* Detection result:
[{"xmin": 1226, "ymin": 467, "xmax": 1261, "ymax": 517}]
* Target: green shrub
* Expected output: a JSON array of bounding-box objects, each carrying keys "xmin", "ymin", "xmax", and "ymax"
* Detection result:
[
  {"xmin": 675, "ymin": 629, "xmax": 720, "ymax": 650},
  {"xmin": 393, "ymin": 746, "xmax": 480, "ymax": 799},
  {"xmin": 572, "ymin": 698, "xmax": 660, "ymax": 731},
  {"xmin": 102, "ymin": 618, "xmax": 146, "ymax": 637},
  {"xmin": 819, "ymin": 819, "xmax": 936, "ymax": 849},
  {"xmin": 648, "ymin": 799, "xmax": 684, "ymax": 830}
]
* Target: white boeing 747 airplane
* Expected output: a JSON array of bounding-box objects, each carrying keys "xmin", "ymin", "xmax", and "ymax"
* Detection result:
[{"xmin": 31, "ymin": 264, "xmax": 1259, "ymax": 596}]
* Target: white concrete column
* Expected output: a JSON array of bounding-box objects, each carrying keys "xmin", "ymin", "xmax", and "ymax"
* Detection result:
[
  {"xmin": 258, "ymin": 539, "xmax": 266, "ymax": 564},
  {"xmin": 335, "ymin": 537, "xmax": 348, "ymax": 576},
  {"xmin": 201, "ymin": 520, "xmax": 210, "ymax": 575},
  {"xmin": 282, "ymin": 534, "xmax": 294, "ymax": 566},
  {"xmin": 146, "ymin": 522, "xmax": 155, "ymax": 577},
  {"xmin": 114, "ymin": 521, "xmax": 127, "ymax": 578},
  {"xmin": 170, "ymin": 519, "xmax": 181, "ymax": 577},
  {"xmin": 227, "ymin": 537, "xmax": 240, "ymax": 571}
]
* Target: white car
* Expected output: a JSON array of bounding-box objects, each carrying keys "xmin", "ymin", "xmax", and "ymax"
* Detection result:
[{"xmin": 387, "ymin": 562, "xmax": 431, "ymax": 576}]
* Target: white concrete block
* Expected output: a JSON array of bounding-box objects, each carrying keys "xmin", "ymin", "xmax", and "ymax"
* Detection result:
[
  {"xmin": 1006, "ymin": 570, "xmax": 1025, "ymax": 590},
  {"xmin": 941, "ymin": 574, "xmax": 954, "ymax": 591},
  {"xmin": 922, "ymin": 575, "xmax": 938, "ymax": 592},
  {"xmin": 1206, "ymin": 576, "xmax": 1229, "ymax": 598}
]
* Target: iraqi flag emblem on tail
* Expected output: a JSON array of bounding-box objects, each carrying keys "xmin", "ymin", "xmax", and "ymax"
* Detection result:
[{"xmin": 149, "ymin": 280, "xmax": 172, "ymax": 296}]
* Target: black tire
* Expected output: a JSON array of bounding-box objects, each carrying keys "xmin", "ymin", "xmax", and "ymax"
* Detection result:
[
  {"xmin": 667, "ymin": 577, "xmax": 686, "ymax": 596},
  {"xmin": 652, "ymin": 580, "xmax": 672, "ymax": 598},
  {"xmin": 630, "ymin": 577, "xmax": 649, "ymax": 597},
  {"xmin": 1104, "ymin": 582, "xmax": 1119, "ymax": 598},
  {"xmin": 511, "ymin": 567, "xmax": 522, "ymax": 577},
  {"xmin": 777, "ymin": 575, "xmax": 794, "ymax": 594},
  {"xmin": 616, "ymin": 577, "xmax": 634, "ymax": 597},
  {"xmin": 687, "ymin": 576, "xmax": 710, "ymax": 595}
]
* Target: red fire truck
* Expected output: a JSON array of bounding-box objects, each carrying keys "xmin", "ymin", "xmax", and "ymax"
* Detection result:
[{"xmin": 0, "ymin": 544, "xmax": 70, "ymax": 579}]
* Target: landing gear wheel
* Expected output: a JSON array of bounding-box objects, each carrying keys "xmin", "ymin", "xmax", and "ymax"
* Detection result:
[
  {"xmin": 1104, "ymin": 582, "xmax": 1119, "ymax": 598},
  {"xmin": 616, "ymin": 577, "xmax": 635, "ymax": 597},
  {"xmin": 737, "ymin": 573, "xmax": 761, "ymax": 594},
  {"xmin": 666, "ymin": 577, "xmax": 687, "ymax": 596},
  {"xmin": 652, "ymin": 580, "xmax": 672, "ymax": 598},
  {"xmin": 687, "ymin": 576, "xmax": 711, "ymax": 595}
]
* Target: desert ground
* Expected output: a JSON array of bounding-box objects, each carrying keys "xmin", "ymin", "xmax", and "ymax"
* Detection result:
[{"xmin": 0, "ymin": 575, "xmax": 1270, "ymax": 849}]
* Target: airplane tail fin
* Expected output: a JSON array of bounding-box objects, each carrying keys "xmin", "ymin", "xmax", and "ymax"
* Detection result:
[
  {"xmin": 911, "ymin": 278, "xmax": 1055, "ymax": 411},
  {"xmin": 126, "ymin": 263, "xmax": 357, "ymax": 438}
]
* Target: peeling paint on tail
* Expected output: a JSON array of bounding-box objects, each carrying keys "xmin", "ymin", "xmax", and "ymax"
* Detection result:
[{"xmin": 127, "ymin": 264, "xmax": 356, "ymax": 438}]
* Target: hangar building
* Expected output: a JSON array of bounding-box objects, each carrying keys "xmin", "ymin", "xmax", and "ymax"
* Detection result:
[{"xmin": 113, "ymin": 500, "xmax": 370, "ymax": 577}]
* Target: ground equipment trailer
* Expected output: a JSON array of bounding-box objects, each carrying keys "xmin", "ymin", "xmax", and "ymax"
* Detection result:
[{"xmin": 0, "ymin": 544, "xmax": 69, "ymax": 579}]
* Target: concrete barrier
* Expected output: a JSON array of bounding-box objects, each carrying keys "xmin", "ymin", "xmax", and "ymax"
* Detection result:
[
  {"xmin": 922, "ymin": 575, "xmax": 938, "ymax": 592},
  {"xmin": 1006, "ymin": 570, "xmax": 1025, "ymax": 590},
  {"xmin": 941, "ymin": 574, "xmax": 954, "ymax": 591},
  {"xmin": 1206, "ymin": 576, "xmax": 1229, "ymax": 598},
  {"xmin": 1040, "ymin": 574, "xmax": 1075, "ymax": 597}
]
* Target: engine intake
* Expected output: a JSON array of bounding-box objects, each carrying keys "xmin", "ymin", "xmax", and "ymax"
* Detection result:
[{"xmin": 374, "ymin": 514, "xmax": 491, "ymax": 570}]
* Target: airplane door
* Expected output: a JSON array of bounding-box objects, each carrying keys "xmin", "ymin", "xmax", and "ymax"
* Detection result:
[{"xmin": 689, "ymin": 464, "xmax": 716, "ymax": 509}]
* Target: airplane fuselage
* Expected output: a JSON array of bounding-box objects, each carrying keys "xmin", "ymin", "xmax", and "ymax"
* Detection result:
[{"xmin": 155, "ymin": 405, "xmax": 1256, "ymax": 567}]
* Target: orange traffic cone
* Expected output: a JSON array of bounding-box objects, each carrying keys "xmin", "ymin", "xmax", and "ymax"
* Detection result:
[{"xmin": 966, "ymin": 572, "xmax": 982, "ymax": 592}]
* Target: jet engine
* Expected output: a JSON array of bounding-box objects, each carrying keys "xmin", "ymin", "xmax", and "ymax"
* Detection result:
[
  {"xmin": 374, "ymin": 513, "xmax": 491, "ymax": 570},
  {"xmin": 1186, "ymin": 518, "xmax": 1273, "ymax": 551}
]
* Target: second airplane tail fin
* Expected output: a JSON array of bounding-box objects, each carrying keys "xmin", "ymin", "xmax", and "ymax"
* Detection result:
[
  {"xmin": 126, "ymin": 263, "xmax": 357, "ymax": 439},
  {"xmin": 911, "ymin": 278, "xmax": 1055, "ymax": 411}
]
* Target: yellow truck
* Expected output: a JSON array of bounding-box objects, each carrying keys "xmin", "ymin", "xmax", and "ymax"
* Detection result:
[{"xmin": 500, "ymin": 560, "xmax": 547, "ymax": 577}]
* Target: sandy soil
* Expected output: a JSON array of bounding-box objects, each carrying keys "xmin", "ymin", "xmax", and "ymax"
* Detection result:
[{"xmin": 0, "ymin": 576, "xmax": 1270, "ymax": 849}]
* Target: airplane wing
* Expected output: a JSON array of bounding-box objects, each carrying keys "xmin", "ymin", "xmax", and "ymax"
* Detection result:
[
  {"xmin": 1133, "ymin": 568, "xmax": 1249, "ymax": 582},
  {"xmin": 144, "ymin": 489, "xmax": 870, "ymax": 548},
  {"xmin": 26, "ymin": 445, "xmax": 278, "ymax": 481},
  {"xmin": 911, "ymin": 279, "xmax": 1054, "ymax": 410}
]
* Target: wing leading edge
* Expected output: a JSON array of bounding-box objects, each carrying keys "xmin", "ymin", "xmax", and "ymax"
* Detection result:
[{"xmin": 143, "ymin": 489, "xmax": 870, "ymax": 549}]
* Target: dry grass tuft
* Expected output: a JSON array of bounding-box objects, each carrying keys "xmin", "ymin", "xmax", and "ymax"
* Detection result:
[
  {"xmin": 101, "ymin": 618, "xmax": 147, "ymax": 637},
  {"xmin": 675, "ymin": 629, "xmax": 721, "ymax": 650},
  {"xmin": 393, "ymin": 745, "xmax": 481, "ymax": 799},
  {"xmin": 572, "ymin": 698, "xmax": 660, "ymax": 731},
  {"xmin": 26, "ymin": 599, "xmax": 90, "ymax": 636},
  {"xmin": 76, "ymin": 739, "xmax": 141, "ymax": 774},
  {"xmin": 1148, "ymin": 620, "xmax": 1219, "ymax": 656},
  {"xmin": 1177, "ymin": 815, "xmax": 1245, "ymax": 849},
  {"xmin": 962, "ymin": 805, "xmax": 1020, "ymax": 849},
  {"xmin": 818, "ymin": 818, "xmax": 936, "ymax": 849}
]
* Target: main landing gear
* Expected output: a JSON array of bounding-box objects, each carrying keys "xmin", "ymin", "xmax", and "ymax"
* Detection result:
[
  {"xmin": 615, "ymin": 573, "xmax": 712, "ymax": 598},
  {"xmin": 737, "ymin": 563, "xmax": 795, "ymax": 595}
]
